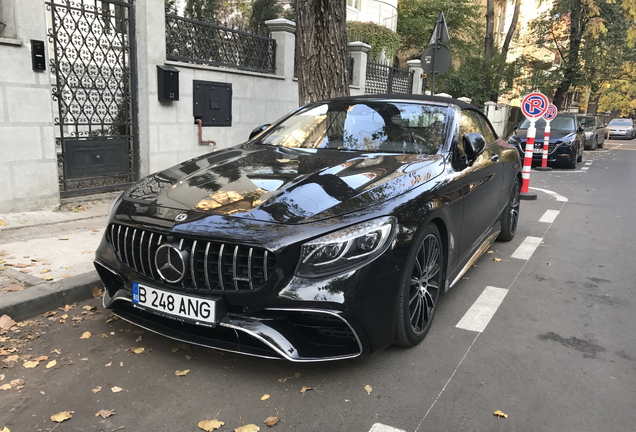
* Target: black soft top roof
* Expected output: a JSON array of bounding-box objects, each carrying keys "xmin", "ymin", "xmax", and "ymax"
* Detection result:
[{"xmin": 325, "ymin": 93, "xmax": 480, "ymax": 112}]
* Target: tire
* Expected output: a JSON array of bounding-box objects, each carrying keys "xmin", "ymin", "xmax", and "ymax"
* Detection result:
[
  {"xmin": 395, "ymin": 224, "xmax": 444, "ymax": 347},
  {"xmin": 567, "ymin": 153, "xmax": 577, "ymax": 169},
  {"xmin": 590, "ymin": 136, "xmax": 598, "ymax": 151},
  {"xmin": 577, "ymin": 144, "xmax": 583, "ymax": 162},
  {"xmin": 497, "ymin": 177, "xmax": 520, "ymax": 242},
  {"xmin": 598, "ymin": 136, "xmax": 604, "ymax": 149}
]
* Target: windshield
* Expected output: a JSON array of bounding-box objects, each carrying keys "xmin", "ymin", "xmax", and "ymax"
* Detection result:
[
  {"xmin": 255, "ymin": 102, "xmax": 447, "ymax": 154},
  {"xmin": 609, "ymin": 119, "xmax": 632, "ymax": 126},
  {"xmin": 519, "ymin": 116, "xmax": 576, "ymax": 131},
  {"xmin": 577, "ymin": 117, "xmax": 595, "ymax": 127}
]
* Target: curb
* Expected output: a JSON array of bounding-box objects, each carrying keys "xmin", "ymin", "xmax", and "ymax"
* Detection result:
[{"xmin": 0, "ymin": 271, "xmax": 101, "ymax": 321}]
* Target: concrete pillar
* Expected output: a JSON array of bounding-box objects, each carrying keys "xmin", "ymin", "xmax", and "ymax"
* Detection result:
[
  {"xmin": 265, "ymin": 19, "xmax": 296, "ymax": 79},
  {"xmin": 407, "ymin": 59, "xmax": 424, "ymax": 95},
  {"xmin": 348, "ymin": 41, "xmax": 371, "ymax": 96}
]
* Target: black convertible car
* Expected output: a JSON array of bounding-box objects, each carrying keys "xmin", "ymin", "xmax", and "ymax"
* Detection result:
[{"xmin": 94, "ymin": 95, "xmax": 522, "ymax": 362}]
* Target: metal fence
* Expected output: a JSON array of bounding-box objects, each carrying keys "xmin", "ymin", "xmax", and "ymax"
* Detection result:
[
  {"xmin": 365, "ymin": 61, "xmax": 414, "ymax": 95},
  {"xmin": 165, "ymin": 14, "xmax": 276, "ymax": 74}
]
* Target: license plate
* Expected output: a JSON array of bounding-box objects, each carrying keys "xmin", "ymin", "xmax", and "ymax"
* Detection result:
[
  {"xmin": 533, "ymin": 148, "xmax": 544, "ymax": 154},
  {"xmin": 132, "ymin": 283, "xmax": 218, "ymax": 326}
]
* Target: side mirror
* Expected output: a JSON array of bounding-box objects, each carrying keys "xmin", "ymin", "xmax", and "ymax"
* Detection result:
[
  {"xmin": 463, "ymin": 133, "xmax": 486, "ymax": 164},
  {"xmin": 249, "ymin": 124, "xmax": 271, "ymax": 140}
]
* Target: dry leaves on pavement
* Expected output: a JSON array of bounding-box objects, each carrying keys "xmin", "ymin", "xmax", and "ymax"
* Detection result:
[
  {"xmin": 111, "ymin": 386, "xmax": 123, "ymax": 393},
  {"xmin": 92, "ymin": 386, "xmax": 102, "ymax": 393},
  {"xmin": 80, "ymin": 331, "xmax": 91, "ymax": 339},
  {"xmin": 175, "ymin": 369, "xmax": 190, "ymax": 377},
  {"xmin": 198, "ymin": 420, "xmax": 225, "ymax": 431},
  {"xmin": 263, "ymin": 416, "xmax": 280, "ymax": 426},
  {"xmin": 365, "ymin": 384, "xmax": 373, "ymax": 395},
  {"xmin": 50, "ymin": 411, "xmax": 73, "ymax": 423},
  {"xmin": 493, "ymin": 410, "xmax": 508, "ymax": 419},
  {"xmin": 131, "ymin": 347, "xmax": 145, "ymax": 354},
  {"xmin": 46, "ymin": 360, "xmax": 57, "ymax": 369},
  {"xmin": 23, "ymin": 360, "xmax": 39, "ymax": 369},
  {"xmin": 260, "ymin": 394, "xmax": 270, "ymax": 401},
  {"xmin": 95, "ymin": 409, "xmax": 115, "ymax": 418},
  {"xmin": 92, "ymin": 287, "xmax": 104, "ymax": 298},
  {"xmin": 299, "ymin": 386, "xmax": 316, "ymax": 394}
]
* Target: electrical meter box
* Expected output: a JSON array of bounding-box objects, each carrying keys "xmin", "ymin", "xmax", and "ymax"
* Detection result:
[{"xmin": 193, "ymin": 80, "xmax": 232, "ymax": 126}]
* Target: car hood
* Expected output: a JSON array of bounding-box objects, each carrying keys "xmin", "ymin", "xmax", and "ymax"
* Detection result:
[
  {"xmin": 608, "ymin": 124, "xmax": 632, "ymax": 131},
  {"xmin": 509, "ymin": 129, "xmax": 577, "ymax": 144},
  {"xmin": 123, "ymin": 144, "xmax": 445, "ymax": 224}
]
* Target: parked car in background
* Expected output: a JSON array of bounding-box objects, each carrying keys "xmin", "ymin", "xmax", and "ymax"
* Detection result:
[
  {"xmin": 577, "ymin": 115, "xmax": 605, "ymax": 150},
  {"xmin": 94, "ymin": 95, "xmax": 522, "ymax": 361},
  {"xmin": 607, "ymin": 118, "xmax": 635, "ymax": 140},
  {"xmin": 507, "ymin": 113, "xmax": 585, "ymax": 169}
]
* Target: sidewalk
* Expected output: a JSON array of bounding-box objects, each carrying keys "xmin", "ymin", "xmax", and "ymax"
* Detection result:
[{"xmin": 0, "ymin": 200, "xmax": 111, "ymax": 321}]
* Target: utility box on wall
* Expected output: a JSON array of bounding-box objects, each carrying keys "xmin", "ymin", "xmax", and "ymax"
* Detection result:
[
  {"xmin": 193, "ymin": 80, "xmax": 232, "ymax": 126},
  {"xmin": 157, "ymin": 65, "xmax": 179, "ymax": 101}
]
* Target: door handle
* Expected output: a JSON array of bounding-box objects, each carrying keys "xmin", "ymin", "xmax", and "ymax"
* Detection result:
[{"xmin": 490, "ymin": 154, "xmax": 499, "ymax": 162}]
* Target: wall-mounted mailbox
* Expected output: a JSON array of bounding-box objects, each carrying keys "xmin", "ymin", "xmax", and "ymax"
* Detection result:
[
  {"xmin": 31, "ymin": 40, "xmax": 46, "ymax": 72},
  {"xmin": 157, "ymin": 65, "xmax": 179, "ymax": 101},
  {"xmin": 193, "ymin": 80, "xmax": 232, "ymax": 126}
]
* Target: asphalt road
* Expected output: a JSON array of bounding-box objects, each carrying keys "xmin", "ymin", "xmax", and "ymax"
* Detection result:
[{"xmin": 2, "ymin": 138, "xmax": 635, "ymax": 432}]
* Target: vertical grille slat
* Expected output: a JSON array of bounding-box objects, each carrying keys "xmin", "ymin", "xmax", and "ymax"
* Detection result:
[{"xmin": 107, "ymin": 224, "xmax": 274, "ymax": 293}]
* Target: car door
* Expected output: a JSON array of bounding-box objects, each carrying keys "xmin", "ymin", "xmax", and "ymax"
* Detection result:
[{"xmin": 457, "ymin": 109, "xmax": 504, "ymax": 263}]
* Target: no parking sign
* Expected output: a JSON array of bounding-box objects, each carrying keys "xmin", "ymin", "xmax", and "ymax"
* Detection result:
[
  {"xmin": 521, "ymin": 92, "xmax": 549, "ymax": 119},
  {"xmin": 538, "ymin": 104, "xmax": 558, "ymax": 169},
  {"xmin": 519, "ymin": 91, "xmax": 550, "ymax": 197}
]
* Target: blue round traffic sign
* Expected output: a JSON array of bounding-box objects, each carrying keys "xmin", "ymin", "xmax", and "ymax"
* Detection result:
[
  {"xmin": 543, "ymin": 104, "xmax": 557, "ymax": 121},
  {"xmin": 521, "ymin": 92, "xmax": 549, "ymax": 118}
]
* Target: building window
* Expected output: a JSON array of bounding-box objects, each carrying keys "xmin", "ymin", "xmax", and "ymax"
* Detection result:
[
  {"xmin": 347, "ymin": 0, "xmax": 361, "ymax": 10},
  {"xmin": 0, "ymin": 0, "xmax": 18, "ymax": 40}
]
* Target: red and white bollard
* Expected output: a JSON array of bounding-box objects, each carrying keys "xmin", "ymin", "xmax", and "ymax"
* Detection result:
[
  {"xmin": 536, "ymin": 104, "xmax": 556, "ymax": 172},
  {"xmin": 520, "ymin": 119, "xmax": 538, "ymax": 199}
]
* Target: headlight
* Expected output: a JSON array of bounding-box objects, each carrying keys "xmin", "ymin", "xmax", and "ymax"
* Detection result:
[
  {"xmin": 584, "ymin": 132, "xmax": 593, "ymax": 137},
  {"xmin": 108, "ymin": 191, "xmax": 125, "ymax": 217},
  {"xmin": 295, "ymin": 216, "xmax": 396, "ymax": 278},
  {"xmin": 558, "ymin": 139, "xmax": 575, "ymax": 147}
]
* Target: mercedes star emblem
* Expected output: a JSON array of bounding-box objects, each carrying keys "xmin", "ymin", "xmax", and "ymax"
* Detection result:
[
  {"xmin": 154, "ymin": 244, "xmax": 189, "ymax": 283},
  {"xmin": 175, "ymin": 213, "xmax": 188, "ymax": 222}
]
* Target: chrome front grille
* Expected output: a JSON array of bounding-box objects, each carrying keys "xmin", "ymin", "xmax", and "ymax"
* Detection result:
[{"xmin": 109, "ymin": 224, "xmax": 275, "ymax": 292}]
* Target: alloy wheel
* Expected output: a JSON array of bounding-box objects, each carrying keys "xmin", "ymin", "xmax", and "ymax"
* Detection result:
[{"xmin": 408, "ymin": 234, "xmax": 441, "ymax": 334}]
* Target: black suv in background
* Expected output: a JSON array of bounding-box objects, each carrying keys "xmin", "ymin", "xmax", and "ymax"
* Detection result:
[
  {"xmin": 507, "ymin": 113, "xmax": 585, "ymax": 169},
  {"xmin": 577, "ymin": 115, "xmax": 605, "ymax": 150}
]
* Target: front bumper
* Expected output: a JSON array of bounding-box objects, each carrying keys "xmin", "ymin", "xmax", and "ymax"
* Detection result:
[{"xmin": 94, "ymin": 224, "xmax": 404, "ymax": 361}]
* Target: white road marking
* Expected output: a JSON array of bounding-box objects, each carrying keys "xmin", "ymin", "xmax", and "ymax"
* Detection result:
[
  {"xmin": 539, "ymin": 209, "xmax": 560, "ymax": 223},
  {"xmin": 528, "ymin": 187, "xmax": 568, "ymax": 202},
  {"xmin": 511, "ymin": 236, "xmax": 543, "ymax": 260},
  {"xmin": 581, "ymin": 167, "xmax": 589, "ymax": 171},
  {"xmin": 456, "ymin": 286, "xmax": 509, "ymax": 333},
  {"xmin": 369, "ymin": 424, "xmax": 407, "ymax": 432}
]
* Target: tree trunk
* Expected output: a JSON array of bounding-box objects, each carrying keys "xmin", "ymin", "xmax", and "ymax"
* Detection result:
[
  {"xmin": 490, "ymin": 0, "xmax": 520, "ymax": 102},
  {"xmin": 483, "ymin": 0, "xmax": 495, "ymax": 97},
  {"xmin": 296, "ymin": 0, "xmax": 349, "ymax": 105},
  {"xmin": 553, "ymin": 3, "xmax": 585, "ymax": 109}
]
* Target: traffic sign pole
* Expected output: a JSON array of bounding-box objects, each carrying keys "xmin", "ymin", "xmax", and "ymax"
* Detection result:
[{"xmin": 535, "ymin": 103, "xmax": 556, "ymax": 172}]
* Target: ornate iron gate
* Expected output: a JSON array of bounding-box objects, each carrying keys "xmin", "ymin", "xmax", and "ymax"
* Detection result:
[
  {"xmin": 46, "ymin": 0, "xmax": 138, "ymax": 196},
  {"xmin": 365, "ymin": 61, "xmax": 414, "ymax": 95}
]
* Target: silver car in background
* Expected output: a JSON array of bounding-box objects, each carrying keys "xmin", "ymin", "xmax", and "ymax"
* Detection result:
[{"xmin": 607, "ymin": 118, "xmax": 635, "ymax": 140}]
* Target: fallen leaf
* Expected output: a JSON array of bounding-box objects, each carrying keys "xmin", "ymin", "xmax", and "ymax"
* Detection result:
[
  {"xmin": 0, "ymin": 427, "xmax": 9, "ymax": 432},
  {"xmin": 46, "ymin": 360, "xmax": 57, "ymax": 369},
  {"xmin": 131, "ymin": 347, "xmax": 145, "ymax": 354},
  {"xmin": 263, "ymin": 416, "xmax": 280, "ymax": 426},
  {"xmin": 185, "ymin": 355, "xmax": 193, "ymax": 360},
  {"xmin": 92, "ymin": 287, "xmax": 104, "ymax": 298},
  {"xmin": 278, "ymin": 378, "xmax": 288, "ymax": 383},
  {"xmin": 92, "ymin": 386, "xmax": 102, "ymax": 393},
  {"xmin": 9, "ymin": 379, "xmax": 22, "ymax": 386},
  {"xmin": 34, "ymin": 355, "xmax": 48, "ymax": 362},
  {"xmin": 80, "ymin": 331, "xmax": 91, "ymax": 339},
  {"xmin": 365, "ymin": 384, "xmax": 373, "ymax": 395},
  {"xmin": 31, "ymin": 258, "xmax": 43, "ymax": 262},
  {"xmin": 0, "ymin": 348, "xmax": 15, "ymax": 355},
  {"xmin": 19, "ymin": 270, "xmax": 31, "ymax": 274},
  {"xmin": 45, "ymin": 311, "xmax": 57, "ymax": 317},
  {"xmin": 105, "ymin": 316, "xmax": 118, "ymax": 323},
  {"xmin": 81, "ymin": 251, "xmax": 91, "ymax": 254},
  {"xmin": 487, "ymin": 251, "xmax": 494, "ymax": 253},
  {"xmin": 95, "ymin": 409, "xmax": 115, "ymax": 418},
  {"xmin": 493, "ymin": 410, "xmax": 508, "ymax": 419},
  {"xmin": 50, "ymin": 411, "xmax": 73, "ymax": 423},
  {"xmin": 100, "ymin": 334, "xmax": 109, "ymax": 338},
  {"xmin": 4, "ymin": 355, "xmax": 19, "ymax": 364},
  {"xmin": 23, "ymin": 360, "xmax": 40, "ymax": 368},
  {"xmin": 51, "ymin": 349, "xmax": 62, "ymax": 355},
  {"xmin": 198, "ymin": 420, "xmax": 225, "ymax": 431},
  {"xmin": 61, "ymin": 305, "xmax": 73, "ymax": 311},
  {"xmin": 235, "ymin": 425, "xmax": 260, "ymax": 432},
  {"xmin": 40, "ymin": 269, "xmax": 51, "ymax": 274},
  {"xmin": 0, "ymin": 267, "xmax": 6, "ymax": 271},
  {"xmin": 175, "ymin": 369, "xmax": 190, "ymax": 376},
  {"xmin": 59, "ymin": 237, "xmax": 69, "ymax": 241},
  {"xmin": 41, "ymin": 275, "xmax": 53, "ymax": 281},
  {"xmin": 72, "ymin": 316, "xmax": 83, "ymax": 322},
  {"xmin": 0, "ymin": 383, "xmax": 11, "ymax": 390},
  {"xmin": 299, "ymin": 386, "xmax": 314, "ymax": 393},
  {"xmin": 5, "ymin": 286, "xmax": 24, "ymax": 292},
  {"xmin": 0, "ymin": 374, "xmax": 4, "ymax": 381},
  {"xmin": 83, "ymin": 305, "xmax": 97, "ymax": 311},
  {"xmin": 111, "ymin": 386, "xmax": 123, "ymax": 393},
  {"xmin": 14, "ymin": 263, "xmax": 28, "ymax": 268},
  {"xmin": 0, "ymin": 220, "xmax": 6, "ymax": 226},
  {"xmin": 105, "ymin": 362, "xmax": 112, "ymax": 367},
  {"xmin": 0, "ymin": 315, "xmax": 17, "ymax": 330},
  {"xmin": 260, "ymin": 394, "xmax": 270, "ymax": 401},
  {"xmin": 493, "ymin": 258, "xmax": 502, "ymax": 262},
  {"xmin": 61, "ymin": 314, "xmax": 68, "ymax": 319}
]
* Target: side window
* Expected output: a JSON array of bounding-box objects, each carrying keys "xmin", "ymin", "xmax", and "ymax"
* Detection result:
[{"xmin": 459, "ymin": 110, "xmax": 496, "ymax": 143}]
